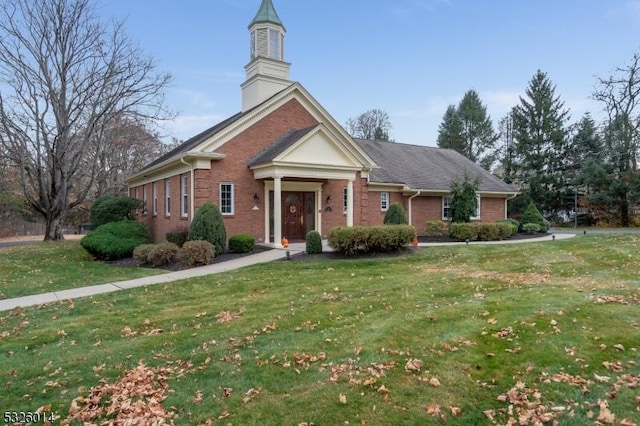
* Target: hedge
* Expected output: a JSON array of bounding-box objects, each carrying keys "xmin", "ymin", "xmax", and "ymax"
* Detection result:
[
  {"xmin": 449, "ymin": 222, "xmax": 513, "ymax": 242},
  {"xmin": 133, "ymin": 242, "xmax": 179, "ymax": 267},
  {"xmin": 81, "ymin": 221, "xmax": 149, "ymax": 260},
  {"xmin": 229, "ymin": 234, "xmax": 255, "ymax": 253},
  {"xmin": 180, "ymin": 240, "xmax": 215, "ymax": 266},
  {"xmin": 305, "ymin": 230, "xmax": 322, "ymax": 254},
  {"xmin": 425, "ymin": 220, "xmax": 448, "ymax": 237},
  {"xmin": 328, "ymin": 225, "xmax": 416, "ymax": 255}
]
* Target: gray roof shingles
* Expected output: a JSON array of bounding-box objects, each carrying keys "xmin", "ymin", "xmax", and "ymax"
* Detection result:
[{"xmin": 354, "ymin": 139, "xmax": 516, "ymax": 193}]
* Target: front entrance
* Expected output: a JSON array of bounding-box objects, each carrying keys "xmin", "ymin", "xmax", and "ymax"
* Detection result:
[{"xmin": 270, "ymin": 191, "xmax": 316, "ymax": 241}]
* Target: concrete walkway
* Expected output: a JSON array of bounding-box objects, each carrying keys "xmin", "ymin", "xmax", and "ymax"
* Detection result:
[{"xmin": 0, "ymin": 233, "xmax": 575, "ymax": 313}]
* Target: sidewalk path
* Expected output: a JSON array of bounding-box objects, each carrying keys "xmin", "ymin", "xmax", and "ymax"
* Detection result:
[{"xmin": 0, "ymin": 233, "xmax": 575, "ymax": 313}]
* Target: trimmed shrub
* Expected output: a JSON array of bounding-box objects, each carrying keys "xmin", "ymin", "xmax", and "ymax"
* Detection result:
[
  {"xmin": 520, "ymin": 202, "xmax": 545, "ymax": 232},
  {"xmin": 133, "ymin": 243, "xmax": 179, "ymax": 267},
  {"xmin": 476, "ymin": 223, "xmax": 501, "ymax": 241},
  {"xmin": 495, "ymin": 222, "xmax": 514, "ymax": 239},
  {"xmin": 449, "ymin": 223, "xmax": 479, "ymax": 241},
  {"xmin": 90, "ymin": 196, "xmax": 144, "ymax": 229},
  {"xmin": 189, "ymin": 202, "xmax": 227, "ymax": 254},
  {"xmin": 495, "ymin": 219, "xmax": 518, "ymax": 236},
  {"xmin": 180, "ymin": 240, "xmax": 215, "ymax": 266},
  {"xmin": 328, "ymin": 225, "xmax": 416, "ymax": 255},
  {"xmin": 305, "ymin": 230, "xmax": 323, "ymax": 254},
  {"xmin": 229, "ymin": 234, "xmax": 255, "ymax": 253},
  {"xmin": 425, "ymin": 220, "xmax": 448, "ymax": 237},
  {"xmin": 166, "ymin": 226, "xmax": 189, "ymax": 248},
  {"xmin": 522, "ymin": 223, "xmax": 541, "ymax": 234},
  {"xmin": 81, "ymin": 221, "xmax": 149, "ymax": 260},
  {"xmin": 383, "ymin": 202, "xmax": 408, "ymax": 225}
]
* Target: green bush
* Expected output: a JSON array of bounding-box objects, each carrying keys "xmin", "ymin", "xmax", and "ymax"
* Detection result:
[
  {"xmin": 166, "ymin": 226, "xmax": 189, "ymax": 248},
  {"xmin": 495, "ymin": 219, "xmax": 518, "ymax": 236},
  {"xmin": 328, "ymin": 225, "xmax": 416, "ymax": 255},
  {"xmin": 229, "ymin": 234, "xmax": 255, "ymax": 253},
  {"xmin": 495, "ymin": 222, "xmax": 514, "ymax": 239},
  {"xmin": 449, "ymin": 223, "xmax": 479, "ymax": 241},
  {"xmin": 180, "ymin": 240, "xmax": 215, "ymax": 266},
  {"xmin": 476, "ymin": 224, "xmax": 501, "ymax": 241},
  {"xmin": 383, "ymin": 202, "xmax": 408, "ymax": 225},
  {"xmin": 133, "ymin": 243, "xmax": 179, "ymax": 267},
  {"xmin": 305, "ymin": 230, "xmax": 323, "ymax": 254},
  {"xmin": 522, "ymin": 223, "xmax": 541, "ymax": 234},
  {"xmin": 425, "ymin": 220, "xmax": 448, "ymax": 237},
  {"xmin": 81, "ymin": 221, "xmax": 149, "ymax": 260},
  {"xmin": 520, "ymin": 202, "xmax": 546, "ymax": 232},
  {"xmin": 90, "ymin": 196, "xmax": 144, "ymax": 229},
  {"xmin": 189, "ymin": 202, "xmax": 227, "ymax": 254}
]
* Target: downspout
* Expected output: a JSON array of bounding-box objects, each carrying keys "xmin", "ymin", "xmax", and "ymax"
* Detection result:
[
  {"xmin": 180, "ymin": 157, "xmax": 195, "ymax": 220},
  {"xmin": 407, "ymin": 189, "xmax": 421, "ymax": 227}
]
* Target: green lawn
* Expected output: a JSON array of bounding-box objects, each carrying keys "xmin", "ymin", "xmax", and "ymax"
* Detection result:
[
  {"xmin": 0, "ymin": 241, "xmax": 164, "ymax": 299},
  {"xmin": 1, "ymin": 235, "xmax": 639, "ymax": 425}
]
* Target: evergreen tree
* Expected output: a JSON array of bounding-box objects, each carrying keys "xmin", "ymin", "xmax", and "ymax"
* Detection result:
[
  {"xmin": 437, "ymin": 91, "xmax": 499, "ymax": 170},
  {"xmin": 189, "ymin": 202, "xmax": 227, "ymax": 254},
  {"xmin": 437, "ymin": 105, "xmax": 465, "ymax": 153},
  {"xmin": 383, "ymin": 202, "xmax": 408, "ymax": 225},
  {"xmin": 457, "ymin": 90, "xmax": 499, "ymax": 169},
  {"xmin": 449, "ymin": 174, "xmax": 481, "ymax": 223},
  {"xmin": 512, "ymin": 70, "xmax": 571, "ymax": 217}
]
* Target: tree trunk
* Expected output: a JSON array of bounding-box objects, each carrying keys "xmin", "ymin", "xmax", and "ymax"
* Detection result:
[{"xmin": 44, "ymin": 214, "xmax": 65, "ymax": 241}]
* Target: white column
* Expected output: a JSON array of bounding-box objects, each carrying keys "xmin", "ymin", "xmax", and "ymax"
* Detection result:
[
  {"xmin": 317, "ymin": 189, "xmax": 322, "ymax": 236},
  {"xmin": 274, "ymin": 177, "xmax": 282, "ymax": 247},
  {"xmin": 264, "ymin": 186, "xmax": 270, "ymax": 243},
  {"xmin": 346, "ymin": 179, "xmax": 354, "ymax": 227}
]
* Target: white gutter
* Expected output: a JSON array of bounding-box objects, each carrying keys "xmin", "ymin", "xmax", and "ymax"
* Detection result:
[
  {"xmin": 407, "ymin": 189, "xmax": 421, "ymax": 227},
  {"xmin": 180, "ymin": 157, "xmax": 195, "ymax": 220}
]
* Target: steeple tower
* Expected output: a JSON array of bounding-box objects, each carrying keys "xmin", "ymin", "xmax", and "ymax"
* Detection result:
[{"xmin": 241, "ymin": 0, "xmax": 291, "ymax": 111}]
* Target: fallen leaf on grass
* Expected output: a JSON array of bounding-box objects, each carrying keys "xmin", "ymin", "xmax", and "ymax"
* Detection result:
[
  {"xmin": 404, "ymin": 358, "xmax": 422, "ymax": 372},
  {"xmin": 429, "ymin": 377, "xmax": 441, "ymax": 387},
  {"xmin": 216, "ymin": 309, "xmax": 245, "ymax": 323},
  {"xmin": 613, "ymin": 344, "xmax": 625, "ymax": 351},
  {"xmin": 193, "ymin": 390, "xmax": 203, "ymax": 403},
  {"xmin": 339, "ymin": 393, "xmax": 347, "ymax": 404}
]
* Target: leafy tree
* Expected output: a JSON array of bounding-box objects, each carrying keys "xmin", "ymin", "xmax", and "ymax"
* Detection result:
[
  {"xmin": 383, "ymin": 202, "xmax": 408, "ymax": 225},
  {"xmin": 450, "ymin": 174, "xmax": 481, "ymax": 223},
  {"xmin": 437, "ymin": 105, "xmax": 465, "ymax": 153},
  {"xmin": 437, "ymin": 90, "xmax": 499, "ymax": 170},
  {"xmin": 0, "ymin": 0, "xmax": 172, "ymax": 240},
  {"xmin": 591, "ymin": 52, "xmax": 640, "ymax": 226},
  {"xmin": 512, "ymin": 70, "xmax": 571, "ymax": 217},
  {"xmin": 189, "ymin": 202, "xmax": 227, "ymax": 254},
  {"xmin": 345, "ymin": 109, "xmax": 393, "ymax": 141}
]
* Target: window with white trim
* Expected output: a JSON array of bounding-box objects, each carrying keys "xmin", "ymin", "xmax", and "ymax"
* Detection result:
[
  {"xmin": 380, "ymin": 192, "xmax": 389, "ymax": 211},
  {"xmin": 343, "ymin": 187, "xmax": 348, "ymax": 213},
  {"xmin": 143, "ymin": 185, "xmax": 147, "ymax": 215},
  {"xmin": 165, "ymin": 178, "xmax": 171, "ymax": 217},
  {"xmin": 442, "ymin": 197, "xmax": 452, "ymax": 220},
  {"xmin": 442, "ymin": 196, "xmax": 481, "ymax": 220},
  {"xmin": 220, "ymin": 183, "xmax": 234, "ymax": 215},
  {"xmin": 181, "ymin": 174, "xmax": 189, "ymax": 218},
  {"xmin": 152, "ymin": 182, "xmax": 158, "ymax": 216}
]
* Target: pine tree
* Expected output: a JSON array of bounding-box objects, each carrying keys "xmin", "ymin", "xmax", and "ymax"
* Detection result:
[
  {"xmin": 457, "ymin": 90, "xmax": 499, "ymax": 169},
  {"xmin": 512, "ymin": 70, "xmax": 570, "ymax": 217},
  {"xmin": 437, "ymin": 105, "xmax": 465, "ymax": 153},
  {"xmin": 449, "ymin": 174, "xmax": 481, "ymax": 223},
  {"xmin": 496, "ymin": 110, "xmax": 517, "ymax": 184},
  {"xmin": 437, "ymin": 91, "xmax": 499, "ymax": 170}
]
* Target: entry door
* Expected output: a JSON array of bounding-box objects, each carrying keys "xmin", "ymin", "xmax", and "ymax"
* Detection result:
[{"xmin": 282, "ymin": 192, "xmax": 304, "ymax": 241}]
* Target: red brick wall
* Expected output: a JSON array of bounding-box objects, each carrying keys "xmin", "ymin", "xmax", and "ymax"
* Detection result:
[
  {"xmin": 480, "ymin": 197, "xmax": 507, "ymax": 222},
  {"xmin": 142, "ymin": 98, "xmax": 318, "ymax": 243},
  {"xmin": 410, "ymin": 196, "xmax": 443, "ymax": 234}
]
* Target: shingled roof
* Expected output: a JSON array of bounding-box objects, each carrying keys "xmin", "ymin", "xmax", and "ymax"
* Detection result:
[
  {"xmin": 248, "ymin": 124, "xmax": 320, "ymax": 166},
  {"xmin": 354, "ymin": 139, "xmax": 516, "ymax": 193}
]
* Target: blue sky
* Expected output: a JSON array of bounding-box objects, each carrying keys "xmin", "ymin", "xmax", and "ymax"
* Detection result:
[{"xmin": 99, "ymin": 0, "xmax": 640, "ymax": 146}]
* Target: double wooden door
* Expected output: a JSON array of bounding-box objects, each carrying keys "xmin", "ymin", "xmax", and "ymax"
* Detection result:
[{"xmin": 280, "ymin": 192, "xmax": 315, "ymax": 241}]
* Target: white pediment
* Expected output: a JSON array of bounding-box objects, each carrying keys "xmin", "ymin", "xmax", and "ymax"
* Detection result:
[{"xmin": 277, "ymin": 128, "xmax": 360, "ymax": 168}]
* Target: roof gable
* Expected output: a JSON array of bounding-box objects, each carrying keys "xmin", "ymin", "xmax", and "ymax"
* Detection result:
[{"xmin": 249, "ymin": 124, "xmax": 361, "ymax": 168}]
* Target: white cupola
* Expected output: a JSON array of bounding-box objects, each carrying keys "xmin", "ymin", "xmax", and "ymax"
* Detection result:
[{"xmin": 241, "ymin": 0, "xmax": 292, "ymax": 111}]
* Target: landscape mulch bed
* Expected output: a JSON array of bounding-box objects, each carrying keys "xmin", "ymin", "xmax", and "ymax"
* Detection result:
[{"xmin": 107, "ymin": 233, "xmax": 549, "ymax": 269}]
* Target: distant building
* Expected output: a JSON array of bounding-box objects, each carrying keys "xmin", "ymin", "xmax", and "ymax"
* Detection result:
[{"xmin": 127, "ymin": 0, "xmax": 517, "ymax": 246}]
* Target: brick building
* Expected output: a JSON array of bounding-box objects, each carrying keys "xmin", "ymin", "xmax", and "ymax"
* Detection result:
[{"xmin": 127, "ymin": 0, "xmax": 517, "ymax": 246}]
